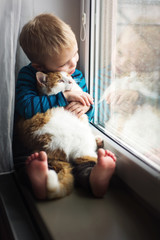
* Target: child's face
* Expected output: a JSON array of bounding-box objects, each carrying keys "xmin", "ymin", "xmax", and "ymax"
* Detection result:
[{"xmin": 43, "ymin": 42, "xmax": 79, "ymax": 75}]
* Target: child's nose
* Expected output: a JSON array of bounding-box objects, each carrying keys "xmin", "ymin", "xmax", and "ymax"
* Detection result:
[{"xmin": 70, "ymin": 58, "xmax": 76, "ymax": 67}]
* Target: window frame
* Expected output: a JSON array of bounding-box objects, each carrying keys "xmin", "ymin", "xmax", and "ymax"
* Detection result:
[{"xmin": 80, "ymin": 0, "xmax": 160, "ymax": 214}]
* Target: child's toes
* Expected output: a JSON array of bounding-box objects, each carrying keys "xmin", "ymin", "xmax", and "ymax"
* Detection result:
[{"xmin": 105, "ymin": 150, "xmax": 116, "ymax": 161}]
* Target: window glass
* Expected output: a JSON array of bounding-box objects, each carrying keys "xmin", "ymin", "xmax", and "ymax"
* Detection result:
[{"xmin": 91, "ymin": 0, "xmax": 160, "ymax": 170}]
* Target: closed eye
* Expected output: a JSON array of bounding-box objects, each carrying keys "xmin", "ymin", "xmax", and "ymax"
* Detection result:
[{"xmin": 58, "ymin": 79, "xmax": 64, "ymax": 83}]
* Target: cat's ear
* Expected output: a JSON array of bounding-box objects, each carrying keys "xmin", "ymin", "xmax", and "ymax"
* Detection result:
[{"xmin": 36, "ymin": 72, "xmax": 47, "ymax": 86}]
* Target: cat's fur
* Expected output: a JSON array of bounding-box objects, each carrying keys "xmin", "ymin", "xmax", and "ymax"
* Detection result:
[{"xmin": 17, "ymin": 71, "xmax": 98, "ymax": 199}]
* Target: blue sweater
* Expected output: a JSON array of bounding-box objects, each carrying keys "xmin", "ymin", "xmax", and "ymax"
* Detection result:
[{"xmin": 15, "ymin": 64, "xmax": 94, "ymax": 121}]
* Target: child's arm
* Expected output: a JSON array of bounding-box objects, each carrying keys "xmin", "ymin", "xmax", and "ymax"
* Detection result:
[
  {"xmin": 65, "ymin": 102, "xmax": 89, "ymax": 116},
  {"xmin": 15, "ymin": 65, "xmax": 94, "ymax": 121},
  {"xmin": 15, "ymin": 64, "xmax": 68, "ymax": 119},
  {"xmin": 63, "ymin": 91, "xmax": 93, "ymax": 106},
  {"xmin": 66, "ymin": 69, "xmax": 95, "ymax": 121}
]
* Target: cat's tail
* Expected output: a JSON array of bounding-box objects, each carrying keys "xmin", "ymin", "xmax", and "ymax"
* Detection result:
[{"xmin": 46, "ymin": 165, "xmax": 74, "ymax": 199}]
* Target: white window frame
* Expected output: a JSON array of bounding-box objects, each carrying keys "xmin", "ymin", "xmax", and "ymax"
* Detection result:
[{"xmin": 79, "ymin": 0, "xmax": 160, "ymax": 215}]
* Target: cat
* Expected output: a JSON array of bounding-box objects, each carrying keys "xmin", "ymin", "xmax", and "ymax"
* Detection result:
[{"xmin": 17, "ymin": 71, "xmax": 101, "ymax": 199}]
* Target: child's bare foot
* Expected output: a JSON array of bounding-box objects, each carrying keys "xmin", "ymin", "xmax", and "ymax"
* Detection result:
[
  {"xmin": 89, "ymin": 148, "xmax": 116, "ymax": 197},
  {"xmin": 26, "ymin": 151, "xmax": 48, "ymax": 200}
]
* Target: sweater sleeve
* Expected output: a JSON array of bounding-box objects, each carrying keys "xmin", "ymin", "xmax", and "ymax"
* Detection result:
[{"xmin": 15, "ymin": 64, "xmax": 67, "ymax": 119}]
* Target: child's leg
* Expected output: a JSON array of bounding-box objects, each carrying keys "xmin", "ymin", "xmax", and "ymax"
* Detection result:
[
  {"xmin": 72, "ymin": 148, "xmax": 116, "ymax": 197},
  {"xmin": 89, "ymin": 148, "xmax": 116, "ymax": 197},
  {"xmin": 26, "ymin": 148, "xmax": 116, "ymax": 199},
  {"xmin": 26, "ymin": 151, "xmax": 48, "ymax": 200},
  {"xmin": 26, "ymin": 151, "xmax": 74, "ymax": 200}
]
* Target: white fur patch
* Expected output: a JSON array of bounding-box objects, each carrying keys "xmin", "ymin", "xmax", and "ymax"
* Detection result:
[
  {"xmin": 34, "ymin": 108, "xmax": 97, "ymax": 160},
  {"xmin": 46, "ymin": 169, "xmax": 60, "ymax": 199}
]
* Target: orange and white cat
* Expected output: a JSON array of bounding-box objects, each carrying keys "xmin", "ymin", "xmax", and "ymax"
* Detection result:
[{"xmin": 18, "ymin": 72, "xmax": 100, "ymax": 199}]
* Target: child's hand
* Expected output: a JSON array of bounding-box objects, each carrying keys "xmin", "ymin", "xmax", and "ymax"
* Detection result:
[
  {"xmin": 106, "ymin": 89, "xmax": 139, "ymax": 105},
  {"xmin": 65, "ymin": 102, "xmax": 90, "ymax": 118},
  {"xmin": 63, "ymin": 91, "xmax": 93, "ymax": 106},
  {"xmin": 106, "ymin": 90, "xmax": 139, "ymax": 114}
]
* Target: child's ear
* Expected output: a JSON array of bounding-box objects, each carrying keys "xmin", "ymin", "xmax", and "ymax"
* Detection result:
[
  {"xmin": 36, "ymin": 72, "xmax": 47, "ymax": 86},
  {"xmin": 31, "ymin": 63, "xmax": 44, "ymax": 71}
]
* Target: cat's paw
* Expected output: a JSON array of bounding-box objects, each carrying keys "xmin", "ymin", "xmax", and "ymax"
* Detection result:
[
  {"xmin": 95, "ymin": 135, "xmax": 104, "ymax": 149},
  {"xmin": 80, "ymin": 114, "xmax": 89, "ymax": 124}
]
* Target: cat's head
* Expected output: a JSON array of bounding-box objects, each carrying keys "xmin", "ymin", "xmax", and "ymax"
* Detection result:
[{"xmin": 36, "ymin": 71, "xmax": 73, "ymax": 95}]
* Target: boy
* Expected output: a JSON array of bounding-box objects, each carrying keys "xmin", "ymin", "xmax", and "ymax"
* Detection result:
[{"xmin": 15, "ymin": 13, "xmax": 116, "ymax": 199}]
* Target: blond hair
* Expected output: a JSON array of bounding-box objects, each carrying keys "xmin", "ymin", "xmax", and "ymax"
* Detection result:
[{"xmin": 19, "ymin": 13, "xmax": 76, "ymax": 64}]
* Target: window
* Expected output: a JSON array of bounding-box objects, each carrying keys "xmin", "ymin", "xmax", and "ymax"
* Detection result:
[
  {"xmin": 90, "ymin": 0, "xmax": 160, "ymax": 170},
  {"xmin": 87, "ymin": 0, "xmax": 160, "ymax": 212}
]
